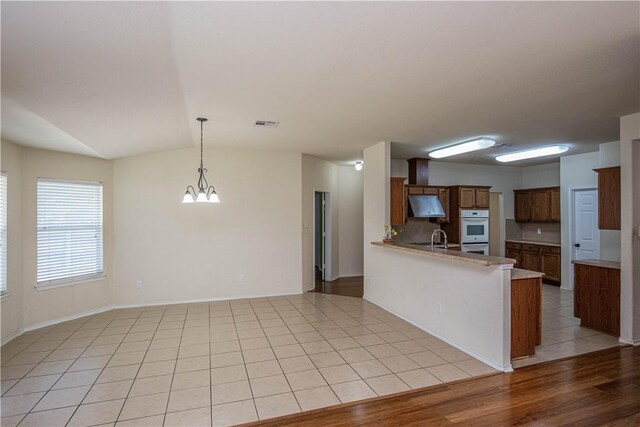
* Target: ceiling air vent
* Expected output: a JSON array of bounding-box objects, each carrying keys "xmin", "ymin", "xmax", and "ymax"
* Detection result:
[{"xmin": 254, "ymin": 120, "xmax": 279, "ymax": 128}]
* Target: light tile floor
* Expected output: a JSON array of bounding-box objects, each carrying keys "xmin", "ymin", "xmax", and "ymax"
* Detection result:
[
  {"xmin": 512, "ymin": 284, "xmax": 621, "ymax": 368},
  {"xmin": 1, "ymin": 293, "xmax": 497, "ymax": 427}
]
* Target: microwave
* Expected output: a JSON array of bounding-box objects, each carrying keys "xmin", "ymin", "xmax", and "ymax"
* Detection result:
[{"xmin": 460, "ymin": 210, "xmax": 489, "ymax": 244}]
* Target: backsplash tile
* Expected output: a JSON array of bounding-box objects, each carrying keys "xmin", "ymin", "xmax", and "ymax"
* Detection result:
[{"xmin": 506, "ymin": 219, "xmax": 560, "ymax": 244}]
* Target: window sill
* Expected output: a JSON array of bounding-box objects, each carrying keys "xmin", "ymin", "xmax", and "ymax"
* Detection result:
[
  {"xmin": 35, "ymin": 275, "xmax": 107, "ymax": 291},
  {"xmin": 1, "ymin": 292, "xmax": 11, "ymax": 303}
]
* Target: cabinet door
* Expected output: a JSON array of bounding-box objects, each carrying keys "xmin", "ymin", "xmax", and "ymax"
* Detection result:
[
  {"xmin": 597, "ymin": 168, "xmax": 621, "ymax": 230},
  {"xmin": 506, "ymin": 248, "xmax": 522, "ymax": 267},
  {"xmin": 438, "ymin": 188, "xmax": 450, "ymax": 224},
  {"xmin": 541, "ymin": 253, "xmax": 560, "ymax": 282},
  {"xmin": 530, "ymin": 190, "xmax": 550, "ymax": 222},
  {"xmin": 514, "ymin": 191, "xmax": 531, "ymax": 222},
  {"xmin": 459, "ymin": 188, "xmax": 476, "ymax": 208},
  {"xmin": 549, "ymin": 188, "xmax": 561, "ymax": 222},
  {"xmin": 521, "ymin": 250, "xmax": 541, "ymax": 272},
  {"xmin": 475, "ymin": 188, "xmax": 490, "ymax": 208},
  {"xmin": 390, "ymin": 178, "xmax": 406, "ymax": 225}
]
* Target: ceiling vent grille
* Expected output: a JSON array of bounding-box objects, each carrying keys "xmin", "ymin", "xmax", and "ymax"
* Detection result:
[{"xmin": 254, "ymin": 120, "xmax": 279, "ymax": 128}]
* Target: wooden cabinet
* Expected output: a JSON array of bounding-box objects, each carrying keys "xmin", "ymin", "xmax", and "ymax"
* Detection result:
[
  {"xmin": 594, "ymin": 167, "xmax": 621, "ymax": 230},
  {"xmin": 505, "ymin": 242, "xmax": 561, "ymax": 285},
  {"xmin": 514, "ymin": 191, "xmax": 531, "ymax": 222},
  {"xmin": 475, "ymin": 188, "xmax": 490, "ymax": 209},
  {"xmin": 390, "ymin": 177, "xmax": 406, "ymax": 225},
  {"xmin": 511, "ymin": 276, "xmax": 542, "ymax": 359},
  {"xmin": 514, "ymin": 187, "xmax": 560, "ymax": 223},
  {"xmin": 549, "ymin": 187, "xmax": 561, "ymax": 222},
  {"xmin": 438, "ymin": 188, "xmax": 450, "ymax": 224},
  {"xmin": 452, "ymin": 186, "xmax": 492, "ymax": 209},
  {"xmin": 574, "ymin": 262, "xmax": 620, "ymax": 336}
]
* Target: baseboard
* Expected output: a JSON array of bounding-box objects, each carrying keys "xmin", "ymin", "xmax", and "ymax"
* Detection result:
[
  {"xmin": 619, "ymin": 337, "xmax": 640, "ymax": 346},
  {"xmin": 23, "ymin": 305, "xmax": 116, "ymax": 333},
  {"xmin": 2, "ymin": 291, "xmax": 307, "ymax": 347},
  {"xmin": 363, "ymin": 294, "xmax": 513, "ymax": 373},
  {"xmin": 1, "ymin": 328, "xmax": 25, "ymax": 346}
]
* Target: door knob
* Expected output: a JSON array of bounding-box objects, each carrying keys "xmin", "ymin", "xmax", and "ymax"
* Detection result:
[{"xmin": 574, "ymin": 243, "xmax": 581, "ymax": 248}]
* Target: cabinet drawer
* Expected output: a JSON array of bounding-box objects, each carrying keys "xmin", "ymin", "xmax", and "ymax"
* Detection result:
[
  {"xmin": 523, "ymin": 244, "xmax": 541, "ymax": 252},
  {"xmin": 541, "ymin": 245, "xmax": 560, "ymax": 254},
  {"xmin": 506, "ymin": 242, "xmax": 522, "ymax": 250},
  {"xmin": 407, "ymin": 187, "xmax": 423, "ymax": 195}
]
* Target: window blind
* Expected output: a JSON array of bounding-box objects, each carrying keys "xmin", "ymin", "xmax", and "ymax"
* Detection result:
[
  {"xmin": 0, "ymin": 172, "xmax": 7, "ymax": 294},
  {"xmin": 37, "ymin": 179, "xmax": 103, "ymax": 286}
]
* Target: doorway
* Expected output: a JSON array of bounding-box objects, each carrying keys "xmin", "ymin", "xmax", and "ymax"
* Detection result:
[{"xmin": 314, "ymin": 191, "xmax": 331, "ymax": 283}]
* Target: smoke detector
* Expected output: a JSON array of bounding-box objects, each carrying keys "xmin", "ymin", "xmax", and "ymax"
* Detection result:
[{"xmin": 254, "ymin": 120, "xmax": 279, "ymax": 128}]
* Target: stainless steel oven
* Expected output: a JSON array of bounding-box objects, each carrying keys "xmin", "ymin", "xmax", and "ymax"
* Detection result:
[{"xmin": 460, "ymin": 210, "xmax": 489, "ymax": 244}]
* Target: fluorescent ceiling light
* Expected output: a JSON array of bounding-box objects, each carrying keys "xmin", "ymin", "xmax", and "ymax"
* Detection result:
[
  {"xmin": 429, "ymin": 138, "xmax": 496, "ymax": 159},
  {"xmin": 496, "ymin": 145, "xmax": 569, "ymax": 163}
]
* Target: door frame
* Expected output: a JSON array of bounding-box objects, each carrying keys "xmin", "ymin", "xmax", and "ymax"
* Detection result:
[
  {"xmin": 313, "ymin": 189, "xmax": 332, "ymax": 285},
  {"xmin": 568, "ymin": 185, "xmax": 599, "ymax": 291}
]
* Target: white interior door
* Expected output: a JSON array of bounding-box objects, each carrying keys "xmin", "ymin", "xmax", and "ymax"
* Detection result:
[{"xmin": 573, "ymin": 189, "xmax": 600, "ymax": 260}]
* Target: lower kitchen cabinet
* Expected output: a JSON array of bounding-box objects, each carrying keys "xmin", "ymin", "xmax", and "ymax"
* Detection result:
[
  {"xmin": 505, "ymin": 241, "xmax": 561, "ymax": 285},
  {"xmin": 573, "ymin": 261, "xmax": 620, "ymax": 336}
]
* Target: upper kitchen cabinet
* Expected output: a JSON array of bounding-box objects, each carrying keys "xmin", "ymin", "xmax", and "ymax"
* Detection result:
[
  {"xmin": 594, "ymin": 166, "xmax": 621, "ymax": 230},
  {"xmin": 390, "ymin": 177, "xmax": 406, "ymax": 225},
  {"xmin": 514, "ymin": 187, "xmax": 560, "ymax": 223},
  {"xmin": 451, "ymin": 186, "xmax": 491, "ymax": 209}
]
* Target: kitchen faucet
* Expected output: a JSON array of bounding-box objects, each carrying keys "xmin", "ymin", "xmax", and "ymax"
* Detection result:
[{"xmin": 431, "ymin": 229, "xmax": 448, "ymax": 249}]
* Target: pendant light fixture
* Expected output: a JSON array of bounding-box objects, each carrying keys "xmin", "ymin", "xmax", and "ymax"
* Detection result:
[{"xmin": 182, "ymin": 117, "xmax": 220, "ymax": 204}]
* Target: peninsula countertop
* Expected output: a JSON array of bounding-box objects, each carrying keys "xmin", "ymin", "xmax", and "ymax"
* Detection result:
[
  {"xmin": 572, "ymin": 259, "xmax": 621, "ymax": 269},
  {"xmin": 371, "ymin": 241, "xmax": 516, "ymax": 267},
  {"xmin": 505, "ymin": 239, "xmax": 562, "ymax": 248},
  {"xmin": 511, "ymin": 268, "xmax": 544, "ymax": 280}
]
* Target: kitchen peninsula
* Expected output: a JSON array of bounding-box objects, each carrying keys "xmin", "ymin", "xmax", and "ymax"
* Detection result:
[{"xmin": 368, "ymin": 241, "xmax": 541, "ymax": 371}]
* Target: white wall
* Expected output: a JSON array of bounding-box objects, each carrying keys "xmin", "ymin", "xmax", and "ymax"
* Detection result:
[
  {"xmin": 599, "ymin": 141, "xmax": 621, "ymax": 263},
  {"xmin": 619, "ymin": 113, "xmax": 640, "ymax": 345},
  {"xmin": 1, "ymin": 142, "xmax": 114, "ymax": 335},
  {"xmin": 521, "ymin": 163, "xmax": 561, "ymax": 188},
  {"xmin": 113, "ymin": 147, "xmax": 303, "ymax": 305},
  {"xmin": 338, "ymin": 165, "xmax": 364, "ymax": 277},
  {"xmin": 1, "ymin": 141, "xmax": 24, "ymax": 341},
  {"xmin": 560, "ymin": 151, "xmax": 600, "ymax": 290}
]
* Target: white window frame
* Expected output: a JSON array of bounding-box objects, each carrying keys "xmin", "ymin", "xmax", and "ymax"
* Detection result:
[
  {"xmin": 0, "ymin": 172, "xmax": 7, "ymax": 295},
  {"xmin": 36, "ymin": 178, "xmax": 104, "ymax": 289}
]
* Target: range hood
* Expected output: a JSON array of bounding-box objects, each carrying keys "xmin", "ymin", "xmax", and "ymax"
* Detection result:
[{"xmin": 407, "ymin": 195, "xmax": 445, "ymax": 218}]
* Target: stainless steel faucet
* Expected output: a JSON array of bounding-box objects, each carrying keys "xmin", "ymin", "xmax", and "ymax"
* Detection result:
[{"xmin": 431, "ymin": 229, "xmax": 448, "ymax": 249}]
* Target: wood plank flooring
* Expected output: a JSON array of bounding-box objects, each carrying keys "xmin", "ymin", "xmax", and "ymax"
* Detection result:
[
  {"xmin": 245, "ymin": 346, "xmax": 640, "ymax": 426},
  {"xmin": 312, "ymin": 275, "xmax": 364, "ymax": 298}
]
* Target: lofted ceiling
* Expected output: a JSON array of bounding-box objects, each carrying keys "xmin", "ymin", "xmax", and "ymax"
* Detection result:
[{"xmin": 1, "ymin": 2, "xmax": 639, "ymax": 166}]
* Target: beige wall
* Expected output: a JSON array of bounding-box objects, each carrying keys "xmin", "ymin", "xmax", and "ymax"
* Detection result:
[
  {"xmin": 113, "ymin": 147, "xmax": 303, "ymax": 305},
  {"xmin": 1, "ymin": 141, "xmax": 24, "ymax": 340},
  {"xmin": 338, "ymin": 165, "xmax": 364, "ymax": 277},
  {"xmin": 1, "ymin": 141, "xmax": 113, "ymax": 336}
]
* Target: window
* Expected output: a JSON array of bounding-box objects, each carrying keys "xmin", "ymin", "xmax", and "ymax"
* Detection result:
[
  {"xmin": 0, "ymin": 172, "xmax": 7, "ymax": 294},
  {"xmin": 37, "ymin": 179, "xmax": 103, "ymax": 287}
]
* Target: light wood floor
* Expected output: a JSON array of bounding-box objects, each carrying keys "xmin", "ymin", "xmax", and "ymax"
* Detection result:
[{"xmin": 246, "ymin": 345, "xmax": 640, "ymax": 426}]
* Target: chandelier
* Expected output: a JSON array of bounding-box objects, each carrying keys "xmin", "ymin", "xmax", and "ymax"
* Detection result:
[{"xmin": 182, "ymin": 117, "xmax": 220, "ymax": 203}]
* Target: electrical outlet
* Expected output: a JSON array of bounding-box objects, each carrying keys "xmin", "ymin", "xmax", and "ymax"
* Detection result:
[
  {"xmin": 537, "ymin": 228, "xmax": 542, "ymax": 235},
  {"xmin": 135, "ymin": 280, "xmax": 143, "ymax": 289},
  {"xmin": 437, "ymin": 303, "xmax": 443, "ymax": 313},
  {"xmin": 239, "ymin": 274, "xmax": 246, "ymax": 282}
]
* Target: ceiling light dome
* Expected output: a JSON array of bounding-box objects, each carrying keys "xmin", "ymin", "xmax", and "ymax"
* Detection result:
[{"xmin": 355, "ymin": 161, "xmax": 363, "ymax": 171}]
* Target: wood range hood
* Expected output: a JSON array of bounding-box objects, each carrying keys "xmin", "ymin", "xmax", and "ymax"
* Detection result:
[{"xmin": 407, "ymin": 157, "xmax": 430, "ymax": 185}]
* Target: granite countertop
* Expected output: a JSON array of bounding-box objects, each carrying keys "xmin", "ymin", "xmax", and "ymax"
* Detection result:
[
  {"xmin": 511, "ymin": 268, "xmax": 544, "ymax": 280},
  {"xmin": 372, "ymin": 241, "xmax": 516, "ymax": 267},
  {"xmin": 505, "ymin": 239, "xmax": 562, "ymax": 248},
  {"xmin": 572, "ymin": 259, "xmax": 621, "ymax": 269}
]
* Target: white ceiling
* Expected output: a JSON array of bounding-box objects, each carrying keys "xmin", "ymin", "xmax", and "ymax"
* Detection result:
[{"xmin": 2, "ymin": 2, "xmax": 639, "ymax": 166}]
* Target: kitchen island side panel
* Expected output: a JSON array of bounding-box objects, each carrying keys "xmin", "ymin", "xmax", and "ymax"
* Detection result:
[{"xmin": 365, "ymin": 245, "xmax": 512, "ymax": 371}]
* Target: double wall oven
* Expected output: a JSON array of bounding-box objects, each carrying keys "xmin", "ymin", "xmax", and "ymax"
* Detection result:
[{"xmin": 460, "ymin": 210, "xmax": 490, "ymax": 255}]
